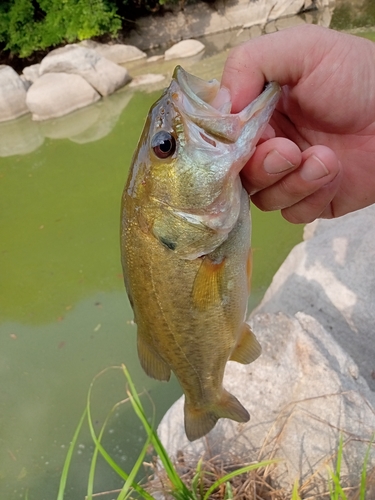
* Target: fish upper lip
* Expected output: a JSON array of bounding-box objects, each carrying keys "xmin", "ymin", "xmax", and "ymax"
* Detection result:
[{"xmin": 173, "ymin": 66, "xmax": 281, "ymax": 143}]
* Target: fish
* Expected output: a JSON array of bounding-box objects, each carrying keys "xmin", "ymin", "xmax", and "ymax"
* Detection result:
[{"xmin": 121, "ymin": 66, "xmax": 280, "ymax": 441}]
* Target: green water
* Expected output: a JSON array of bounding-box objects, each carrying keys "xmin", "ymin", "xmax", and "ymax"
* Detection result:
[
  {"xmin": 4, "ymin": 10, "xmax": 374, "ymax": 498},
  {"xmin": 0, "ymin": 81, "xmax": 303, "ymax": 499}
]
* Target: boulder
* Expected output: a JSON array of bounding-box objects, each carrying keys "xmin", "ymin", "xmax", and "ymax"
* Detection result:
[
  {"xmin": 0, "ymin": 65, "xmax": 29, "ymax": 123},
  {"xmin": 158, "ymin": 312, "xmax": 375, "ymax": 495},
  {"xmin": 39, "ymin": 44, "xmax": 131, "ymax": 96},
  {"xmin": 26, "ymin": 73, "xmax": 101, "ymax": 121},
  {"xmin": 128, "ymin": 73, "xmax": 166, "ymax": 90},
  {"xmin": 80, "ymin": 40, "xmax": 147, "ymax": 63},
  {"xmin": 22, "ymin": 64, "xmax": 41, "ymax": 84},
  {"xmin": 147, "ymin": 55, "xmax": 164, "ymax": 63},
  {"xmin": 164, "ymin": 40, "xmax": 205, "ymax": 60},
  {"xmin": 269, "ymin": 0, "xmax": 306, "ymax": 20},
  {"xmin": 256, "ymin": 205, "xmax": 375, "ymax": 391}
]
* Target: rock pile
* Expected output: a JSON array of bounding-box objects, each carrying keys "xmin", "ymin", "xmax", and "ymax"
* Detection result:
[
  {"xmin": 0, "ymin": 39, "xmax": 205, "ymax": 123},
  {"xmin": 158, "ymin": 206, "xmax": 375, "ymax": 495}
]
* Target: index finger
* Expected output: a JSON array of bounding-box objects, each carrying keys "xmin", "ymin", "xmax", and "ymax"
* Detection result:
[{"xmin": 221, "ymin": 25, "xmax": 333, "ymax": 113}]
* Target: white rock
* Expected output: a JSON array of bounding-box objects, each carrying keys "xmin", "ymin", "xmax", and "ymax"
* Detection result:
[
  {"xmin": 20, "ymin": 75, "xmax": 32, "ymax": 91},
  {"xmin": 164, "ymin": 39, "xmax": 205, "ymax": 60},
  {"xmin": 128, "ymin": 73, "xmax": 166, "ymax": 88},
  {"xmin": 22, "ymin": 64, "xmax": 41, "ymax": 84},
  {"xmin": 26, "ymin": 73, "xmax": 101, "ymax": 121},
  {"xmin": 39, "ymin": 44, "xmax": 131, "ymax": 96},
  {"xmin": 269, "ymin": 0, "xmax": 306, "ymax": 20},
  {"xmin": 0, "ymin": 65, "xmax": 29, "ymax": 122},
  {"xmin": 147, "ymin": 55, "xmax": 164, "ymax": 63},
  {"xmin": 158, "ymin": 312, "xmax": 375, "ymax": 494},
  {"xmin": 80, "ymin": 40, "xmax": 147, "ymax": 63},
  {"xmin": 256, "ymin": 205, "xmax": 375, "ymax": 391}
]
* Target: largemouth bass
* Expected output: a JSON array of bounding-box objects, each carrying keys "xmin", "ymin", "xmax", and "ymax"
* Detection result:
[{"xmin": 121, "ymin": 67, "xmax": 280, "ymax": 441}]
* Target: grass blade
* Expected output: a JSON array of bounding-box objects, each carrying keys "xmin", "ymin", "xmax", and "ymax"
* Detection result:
[
  {"xmin": 86, "ymin": 369, "xmax": 153, "ymax": 500},
  {"xmin": 329, "ymin": 469, "xmax": 348, "ymax": 500},
  {"xmin": 360, "ymin": 434, "xmax": 375, "ymax": 500},
  {"xmin": 57, "ymin": 407, "xmax": 87, "ymax": 500},
  {"xmin": 87, "ymin": 401, "xmax": 120, "ymax": 500},
  {"xmin": 122, "ymin": 365, "xmax": 193, "ymax": 499},
  {"xmin": 291, "ymin": 480, "xmax": 301, "ymax": 500},
  {"xmin": 117, "ymin": 432, "xmax": 152, "ymax": 500},
  {"xmin": 223, "ymin": 481, "xmax": 233, "ymax": 500}
]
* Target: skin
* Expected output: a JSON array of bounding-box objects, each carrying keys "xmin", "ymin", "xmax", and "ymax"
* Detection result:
[{"xmin": 221, "ymin": 25, "xmax": 375, "ymax": 223}]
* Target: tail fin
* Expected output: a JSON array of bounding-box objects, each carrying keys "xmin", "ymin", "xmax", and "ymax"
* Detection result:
[{"xmin": 184, "ymin": 390, "xmax": 250, "ymax": 441}]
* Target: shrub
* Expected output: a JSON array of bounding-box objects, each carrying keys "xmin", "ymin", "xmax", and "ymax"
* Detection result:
[{"xmin": 0, "ymin": 0, "xmax": 122, "ymax": 58}]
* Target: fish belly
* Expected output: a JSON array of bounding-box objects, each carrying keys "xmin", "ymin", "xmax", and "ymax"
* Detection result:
[{"xmin": 121, "ymin": 189, "xmax": 260, "ymax": 440}]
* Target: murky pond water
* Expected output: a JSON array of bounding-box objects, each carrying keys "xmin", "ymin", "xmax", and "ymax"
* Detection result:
[{"xmin": 1, "ymin": 4, "xmax": 374, "ymax": 499}]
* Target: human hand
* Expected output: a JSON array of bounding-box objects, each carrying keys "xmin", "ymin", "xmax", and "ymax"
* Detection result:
[{"xmin": 222, "ymin": 25, "xmax": 375, "ymax": 223}]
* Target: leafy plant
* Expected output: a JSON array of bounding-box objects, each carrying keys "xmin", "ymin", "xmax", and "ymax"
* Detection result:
[{"xmin": 0, "ymin": 0, "xmax": 121, "ymax": 57}]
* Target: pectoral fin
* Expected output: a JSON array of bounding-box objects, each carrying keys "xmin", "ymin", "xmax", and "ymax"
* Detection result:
[
  {"xmin": 184, "ymin": 389, "xmax": 250, "ymax": 441},
  {"xmin": 137, "ymin": 336, "xmax": 171, "ymax": 381},
  {"xmin": 192, "ymin": 256, "xmax": 226, "ymax": 310},
  {"xmin": 230, "ymin": 323, "xmax": 261, "ymax": 364}
]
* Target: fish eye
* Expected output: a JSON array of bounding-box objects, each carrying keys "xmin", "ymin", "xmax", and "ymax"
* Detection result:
[{"xmin": 151, "ymin": 131, "xmax": 176, "ymax": 159}]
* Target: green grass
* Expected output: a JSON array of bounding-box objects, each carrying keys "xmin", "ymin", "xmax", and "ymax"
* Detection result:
[{"xmin": 57, "ymin": 366, "xmax": 373, "ymax": 500}]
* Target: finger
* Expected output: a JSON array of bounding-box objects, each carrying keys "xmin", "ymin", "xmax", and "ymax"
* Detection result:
[
  {"xmin": 241, "ymin": 137, "xmax": 302, "ymax": 195},
  {"xmin": 281, "ymin": 172, "xmax": 342, "ymax": 224},
  {"xmin": 250, "ymin": 146, "xmax": 341, "ymax": 213},
  {"xmin": 258, "ymin": 124, "xmax": 276, "ymax": 143},
  {"xmin": 221, "ymin": 25, "xmax": 336, "ymax": 113}
]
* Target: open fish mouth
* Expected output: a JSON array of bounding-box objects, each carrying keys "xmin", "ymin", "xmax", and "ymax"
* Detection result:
[{"xmin": 172, "ymin": 65, "xmax": 281, "ymax": 143}]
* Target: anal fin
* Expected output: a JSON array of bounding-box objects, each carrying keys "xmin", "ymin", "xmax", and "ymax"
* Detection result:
[
  {"xmin": 230, "ymin": 323, "xmax": 261, "ymax": 364},
  {"xmin": 137, "ymin": 336, "xmax": 171, "ymax": 381},
  {"xmin": 184, "ymin": 389, "xmax": 250, "ymax": 441}
]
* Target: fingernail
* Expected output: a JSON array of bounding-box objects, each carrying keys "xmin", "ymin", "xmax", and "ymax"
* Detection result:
[
  {"xmin": 300, "ymin": 155, "xmax": 329, "ymax": 181},
  {"xmin": 264, "ymin": 150, "xmax": 295, "ymax": 174}
]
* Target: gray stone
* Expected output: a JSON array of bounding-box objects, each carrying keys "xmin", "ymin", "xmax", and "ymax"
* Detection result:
[
  {"xmin": 256, "ymin": 205, "xmax": 375, "ymax": 391},
  {"xmin": 158, "ymin": 312, "xmax": 375, "ymax": 494},
  {"xmin": 39, "ymin": 44, "xmax": 131, "ymax": 96},
  {"xmin": 80, "ymin": 40, "xmax": 147, "ymax": 63},
  {"xmin": 0, "ymin": 65, "xmax": 29, "ymax": 122},
  {"xmin": 269, "ymin": 0, "xmax": 306, "ymax": 20},
  {"xmin": 164, "ymin": 40, "xmax": 205, "ymax": 60},
  {"xmin": 147, "ymin": 55, "xmax": 164, "ymax": 63},
  {"xmin": 26, "ymin": 73, "xmax": 101, "ymax": 121},
  {"xmin": 20, "ymin": 75, "xmax": 32, "ymax": 91},
  {"xmin": 22, "ymin": 64, "xmax": 41, "ymax": 84},
  {"xmin": 128, "ymin": 73, "xmax": 166, "ymax": 90}
]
